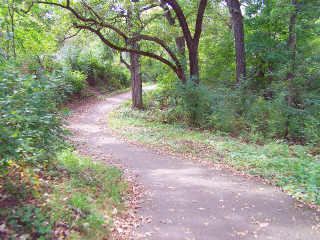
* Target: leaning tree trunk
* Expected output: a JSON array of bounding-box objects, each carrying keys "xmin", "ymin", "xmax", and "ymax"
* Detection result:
[
  {"xmin": 226, "ymin": 0, "xmax": 246, "ymax": 83},
  {"xmin": 160, "ymin": 1, "xmax": 187, "ymax": 83},
  {"xmin": 130, "ymin": 42, "xmax": 143, "ymax": 109}
]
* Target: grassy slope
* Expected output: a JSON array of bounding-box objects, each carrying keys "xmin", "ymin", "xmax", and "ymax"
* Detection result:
[
  {"xmin": 0, "ymin": 150, "xmax": 128, "ymax": 240},
  {"xmin": 108, "ymin": 102, "xmax": 320, "ymax": 208}
]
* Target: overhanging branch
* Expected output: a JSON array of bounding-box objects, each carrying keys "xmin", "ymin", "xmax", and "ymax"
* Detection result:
[
  {"xmin": 162, "ymin": 0, "xmax": 193, "ymax": 46},
  {"xmin": 32, "ymin": 0, "xmax": 184, "ymax": 79},
  {"xmin": 75, "ymin": 24, "xmax": 179, "ymax": 75},
  {"xmin": 63, "ymin": 29, "xmax": 82, "ymax": 41},
  {"xmin": 194, "ymin": 0, "xmax": 208, "ymax": 43},
  {"xmin": 120, "ymin": 53, "xmax": 131, "ymax": 70},
  {"xmin": 132, "ymin": 34, "xmax": 181, "ymax": 70}
]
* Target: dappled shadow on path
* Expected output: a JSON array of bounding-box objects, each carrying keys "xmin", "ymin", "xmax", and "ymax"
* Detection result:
[{"xmin": 67, "ymin": 87, "xmax": 320, "ymax": 240}]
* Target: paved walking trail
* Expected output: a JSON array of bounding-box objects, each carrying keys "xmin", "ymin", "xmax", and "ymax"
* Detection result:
[{"xmin": 67, "ymin": 88, "xmax": 320, "ymax": 240}]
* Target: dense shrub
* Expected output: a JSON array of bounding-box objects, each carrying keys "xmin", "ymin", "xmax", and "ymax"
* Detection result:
[
  {"xmin": 60, "ymin": 42, "xmax": 130, "ymax": 91},
  {"xmin": 81, "ymin": 59, "xmax": 129, "ymax": 91},
  {"xmin": 144, "ymin": 82, "xmax": 320, "ymax": 145},
  {"xmin": 0, "ymin": 63, "xmax": 68, "ymax": 167},
  {"xmin": 59, "ymin": 69, "xmax": 88, "ymax": 95}
]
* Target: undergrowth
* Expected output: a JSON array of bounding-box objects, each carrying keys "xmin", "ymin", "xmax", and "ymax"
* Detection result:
[
  {"xmin": 0, "ymin": 150, "xmax": 128, "ymax": 240},
  {"xmin": 140, "ymin": 82, "xmax": 320, "ymax": 146},
  {"xmin": 108, "ymin": 94, "xmax": 320, "ymax": 207}
]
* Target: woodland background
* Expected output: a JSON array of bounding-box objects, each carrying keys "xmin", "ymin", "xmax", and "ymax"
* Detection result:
[{"xmin": 0, "ymin": 0, "xmax": 319, "ymax": 239}]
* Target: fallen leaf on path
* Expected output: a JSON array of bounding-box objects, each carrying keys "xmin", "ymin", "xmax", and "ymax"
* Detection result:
[
  {"xmin": 235, "ymin": 230, "xmax": 249, "ymax": 236},
  {"xmin": 160, "ymin": 219, "xmax": 173, "ymax": 224},
  {"xmin": 259, "ymin": 222, "xmax": 269, "ymax": 228},
  {"xmin": 144, "ymin": 217, "xmax": 152, "ymax": 223},
  {"xmin": 112, "ymin": 208, "xmax": 118, "ymax": 215},
  {"xmin": 135, "ymin": 233, "xmax": 145, "ymax": 239}
]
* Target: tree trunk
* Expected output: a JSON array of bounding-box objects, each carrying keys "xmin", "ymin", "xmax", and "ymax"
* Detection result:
[
  {"xmin": 7, "ymin": 0, "xmax": 16, "ymax": 59},
  {"xmin": 130, "ymin": 42, "xmax": 143, "ymax": 109},
  {"xmin": 284, "ymin": 0, "xmax": 298, "ymax": 138},
  {"xmin": 162, "ymin": 0, "xmax": 207, "ymax": 84},
  {"xmin": 87, "ymin": 69, "xmax": 96, "ymax": 87},
  {"xmin": 226, "ymin": 0, "xmax": 246, "ymax": 83},
  {"xmin": 125, "ymin": 5, "xmax": 143, "ymax": 109},
  {"xmin": 10, "ymin": 12, "xmax": 16, "ymax": 59},
  {"xmin": 175, "ymin": 36, "xmax": 187, "ymax": 83},
  {"xmin": 286, "ymin": 0, "xmax": 297, "ymax": 106},
  {"xmin": 160, "ymin": 2, "xmax": 187, "ymax": 83},
  {"xmin": 5, "ymin": 17, "xmax": 10, "ymax": 59},
  {"xmin": 175, "ymin": 37, "xmax": 185, "ymax": 61},
  {"xmin": 189, "ymin": 44, "xmax": 199, "ymax": 84}
]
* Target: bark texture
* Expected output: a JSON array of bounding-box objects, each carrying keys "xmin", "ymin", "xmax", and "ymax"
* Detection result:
[
  {"xmin": 226, "ymin": 0, "xmax": 246, "ymax": 83},
  {"xmin": 175, "ymin": 36, "xmax": 187, "ymax": 83},
  {"xmin": 286, "ymin": 0, "xmax": 297, "ymax": 106},
  {"xmin": 163, "ymin": 0, "xmax": 208, "ymax": 84},
  {"xmin": 130, "ymin": 42, "xmax": 143, "ymax": 109},
  {"xmin": 160, "ymin": 1, "xmax": 186, "ymax": 83}
]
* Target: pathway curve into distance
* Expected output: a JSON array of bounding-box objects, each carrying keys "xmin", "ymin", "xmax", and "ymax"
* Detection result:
[{"xmin": 67, "ymin": 87, "xmax": 319, "ymax": 240}]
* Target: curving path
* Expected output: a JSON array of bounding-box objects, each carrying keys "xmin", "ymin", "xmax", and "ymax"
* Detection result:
[{"xmin": 67, "ymin": 87, "xmax": 320, "ymax": 240}]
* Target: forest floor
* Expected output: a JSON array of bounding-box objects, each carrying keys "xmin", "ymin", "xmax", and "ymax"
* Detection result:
[{"xmin": 67, "ymin": 87, "xmax": 320, "ymax": 240}]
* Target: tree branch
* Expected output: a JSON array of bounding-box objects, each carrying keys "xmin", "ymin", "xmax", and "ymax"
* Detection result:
[
  {"xmin": 132, "ymin": 34, "xmax": 181, "ymax": 70},
  {"xmin": 160, "ymin": 0, "xmax": 175, "ymax": 25},
  {"xmin": 141, "ymin": 4, "xmax": 159, "ymax": 13},
  {"xmin": 63, "ymin": 29, "xmax": 82, "ymax": 41},
  {"xmin": 193, "ymin": 0, "xmax": 208, "ymax": 43},
  {"xmin": 37, "ymin": 1, "xmax": 128, "ymax": 40},
  {"xmin": 120, "ymin": 53, "xmax": 131, "ymax": 70},
  {"xmin": 35, "ymin": 0, "xmax": 184, "ymax": 78},
  {"xmin": 37, "ymin": 1, "xmax": 90, "ymax": 22},
  {"xmin": 162, "ymin": 0, "xmax": 193, "ymax": 45},
  {"xmin": 80, "ymin": 0, "xmax": 104, "ymax": 22},
  {"xmin": 21, "ymin": 1, "xmax": 34, "ymax": 13},
  {"xmin": 74, "ymin": 24, "xmax": 178, "ymax": 75}
]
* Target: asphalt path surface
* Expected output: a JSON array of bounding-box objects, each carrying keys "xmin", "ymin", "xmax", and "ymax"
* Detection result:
[{"xmin": 67, "ymin": 87, "xmax": 320, "ymax": 240}]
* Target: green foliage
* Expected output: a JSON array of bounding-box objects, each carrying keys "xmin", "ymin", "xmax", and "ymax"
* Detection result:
[
  {"xmin": 0, "ymin": 62, "xmax": 66, "ymax": 167},
  {"xmin": 173, "ymin": 79, "xmax": 212, "ymax": 126},
  {"xmin": 56, "ymin": 150, "xmax": 125, "ymax": 204},
  {"xmin": 221, "ymin": 141, "xmax": 320, "ymax": 205},
  {"xmin": 142, "ymin": 85, "xmax": 320, "ymax": 145},
  {"xmin": 207, "ymin": 88, "xmax": 247, "ymax": 134},
  {"xmin": 0, "ymin": 150, "xmax": 128, "ymax": 240},
  {"xmin": 47, "ymin": 150, "xmax": 127, "ymax": 239},
  {"xmin": 0, "ymin": 0, "xmax": 58, "ymax": 61},
  {"xmin": 109, "ymin": 102, "xmax": 320, "ymax": 206},
  {"xmin": 60, "ymin": 69, "xmax": 88, "ymax": 94},
  {"xmin": 6, "ymin": 206, "xmax": 52, "ymax": 239},
  {"xmin": 59, "ymin": 37, "xmax": 130, "ymax": 91}
]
